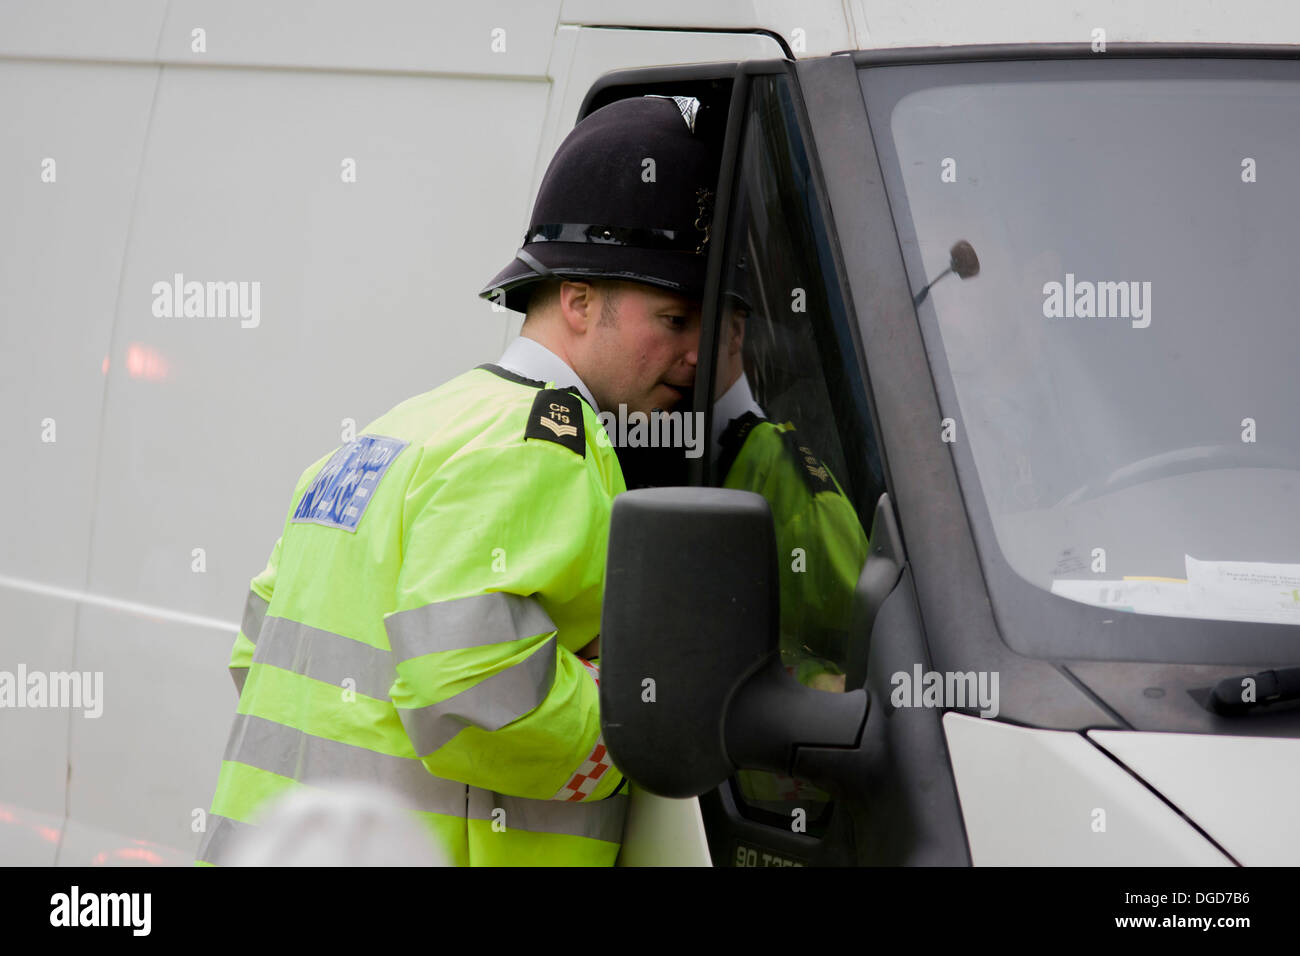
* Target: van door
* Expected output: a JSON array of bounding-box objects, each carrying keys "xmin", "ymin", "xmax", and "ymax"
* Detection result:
[
  {"xmin": 694, "ymin": 64, "xmax": 888, "ymax": 866},
  {"xmin": 590, "ymin": 57, "xmax": 936, "ymax": 865}
]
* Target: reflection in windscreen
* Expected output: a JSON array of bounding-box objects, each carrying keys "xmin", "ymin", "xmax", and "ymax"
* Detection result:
[{"xmin": 887, "ymin": 71, "xmax": 1300, "ymax": 625}]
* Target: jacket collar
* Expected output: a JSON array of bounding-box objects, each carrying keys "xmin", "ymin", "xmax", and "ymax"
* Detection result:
[
  {"xmin": 495, "ymin": 336, "xmax": 600, "ymax": 414},
  {"xmin": 711, "ymin": 372, "xmax": 764, "ymax": 466}
]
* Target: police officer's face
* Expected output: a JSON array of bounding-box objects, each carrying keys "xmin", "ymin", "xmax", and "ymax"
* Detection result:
[{"xmin": 578, "ymin": 282, "xmax": 702, "ymax": 416}]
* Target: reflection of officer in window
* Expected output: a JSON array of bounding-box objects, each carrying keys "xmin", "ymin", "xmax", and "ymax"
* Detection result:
[{"xmin": 711, "ymin": 260, "xmax": 870, "ymax": 694}]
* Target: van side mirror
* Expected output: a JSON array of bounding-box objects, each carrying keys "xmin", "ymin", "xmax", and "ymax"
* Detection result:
[{"xmin": 600, "ymin": 487, "xmax": 869, "ymax": 798}]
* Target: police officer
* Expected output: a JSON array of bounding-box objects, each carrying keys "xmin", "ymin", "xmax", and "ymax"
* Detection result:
[{"xmin": 196, "ymin": 94, "xmax": 716, "ymax": 867}]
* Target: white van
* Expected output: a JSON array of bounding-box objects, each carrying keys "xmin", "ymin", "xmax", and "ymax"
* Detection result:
[{"xmin": 3, "ymin": 1, "xmax": 1298, "ymax": 867}]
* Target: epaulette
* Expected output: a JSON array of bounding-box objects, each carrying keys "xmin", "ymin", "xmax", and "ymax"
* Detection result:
[
  {"xmin": 476, "ymin": 363, "xmax": 587, "ymax": 458},
  {"xmin": 778, "ymin": 427, "xmax": 837, "ymax": 496},
  {"xmin": 524, "ymin": 388, "xmax": 586, "ymax": 458}
]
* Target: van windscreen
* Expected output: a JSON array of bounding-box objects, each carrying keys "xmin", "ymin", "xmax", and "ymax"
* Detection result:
[{"xmin": 865, "ymin": 57, "xmax": 1300, "ymax": 647}]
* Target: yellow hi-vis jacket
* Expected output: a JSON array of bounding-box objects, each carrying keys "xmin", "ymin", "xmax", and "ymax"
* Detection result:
[
  {"xmin": 196, "ymin": 364, "xmax": 628, "ymax": 866},
  {"xmin": 718, "ymin": 413, "xmax": 869, "ymax": 664},
  {"xmin": 719, "ymin": 414, "xmax": 869, "ymax": 815}
]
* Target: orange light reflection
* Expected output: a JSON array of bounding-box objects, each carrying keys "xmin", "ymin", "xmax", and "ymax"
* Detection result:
[{"xmin": 125, "ymin": 343, "xmax": 170, "ymax": 382}]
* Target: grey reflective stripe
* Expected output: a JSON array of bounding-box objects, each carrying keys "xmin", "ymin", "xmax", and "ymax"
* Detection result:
[
  {"xmin": 251, "ymin": 615, "xmax": 396, "ymax": 701},
  {"xmin": 385, "ymin": 592, "xmax": 557, "ymax": 664},
  {"xmin": 241, "ymin": 591, "xmax": 270, "ymax": 644},
  {"xmin": 231, "ymin": 666, "xmax": 247, "ymax": 695},
  {"xmin": 195, "ymin": 812, "xmax": 255, "ymax": 865},
  {"xmin": 397, "ymin": 638, "xmax": 556, "ymax": 756},
  {"xmin": 467, "ymin": 786, "xmax": 627, "ymax": 844},
  {"xmin": 223, "ymin": 712, "xmax": 466, "ymax": 816}
]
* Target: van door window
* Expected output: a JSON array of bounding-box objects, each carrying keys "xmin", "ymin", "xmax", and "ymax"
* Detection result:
[{"xmin": 709, "ymin": 72, "xmax": 881, "ymax": 829}]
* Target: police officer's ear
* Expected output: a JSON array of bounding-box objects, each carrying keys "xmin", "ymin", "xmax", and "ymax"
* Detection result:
[{"xmin": 557, "ymin": 279, "xmax": 600, "ymax": 334}]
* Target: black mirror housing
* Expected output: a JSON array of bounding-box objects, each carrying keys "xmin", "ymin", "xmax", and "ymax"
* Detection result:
[
  {"xmin": 601, "ymin": 488, "xmax": 778, "ymax": 797},
  {"xmin": 601, "ymin": 487, "xmax": 869, "ymax": 798}
]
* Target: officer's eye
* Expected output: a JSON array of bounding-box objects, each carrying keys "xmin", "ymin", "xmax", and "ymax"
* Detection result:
[{"xmin": 663, "ymin": 315, "xmax": 688, "ymax": 329}]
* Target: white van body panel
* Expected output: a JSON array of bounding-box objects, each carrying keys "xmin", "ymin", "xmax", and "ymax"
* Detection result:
[
  {"xmin": 1088, "ymin": 730, "xmax": 1300, "ymax": 866},
  {"xmin": 943, "ymin": 713, "xmax": 1232, "ymax": 865},
  {"xmin": 616, "ymin": 785, "xmax": 713, "ymax": 867},
  {"xmin": 844, "ymin": 0, "xmax": 1300, "ymax": 46},
  {"xmin": 0, "ymin": 4, "xmax": 781, "ymax": 865}
]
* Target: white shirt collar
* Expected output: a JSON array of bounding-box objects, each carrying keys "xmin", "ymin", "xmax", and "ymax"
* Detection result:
[
  {"xmin": 496, "ymin": 336, "xmax": 600, "ymax": 414},
  {"xmin": 711, "ymin": 372, "xmax": 765, "ymax": 466}
]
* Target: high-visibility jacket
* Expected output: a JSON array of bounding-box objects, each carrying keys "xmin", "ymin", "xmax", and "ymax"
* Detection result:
[
  {"xmin": 718, "ymin": 413, "xmax": 869, "ymax": 665},
  {"xmin": 196, "ymin": 363, "xmax": 628, "ymax": 866},
  {"xmin": 719, "ymin": 415, "xmax": 867, "ymax": 818}
]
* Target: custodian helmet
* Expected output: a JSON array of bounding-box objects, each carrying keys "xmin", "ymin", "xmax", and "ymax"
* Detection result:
[{"xmin": 478, "ymin": 95, "xmax": 718, "ymax": 314}]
